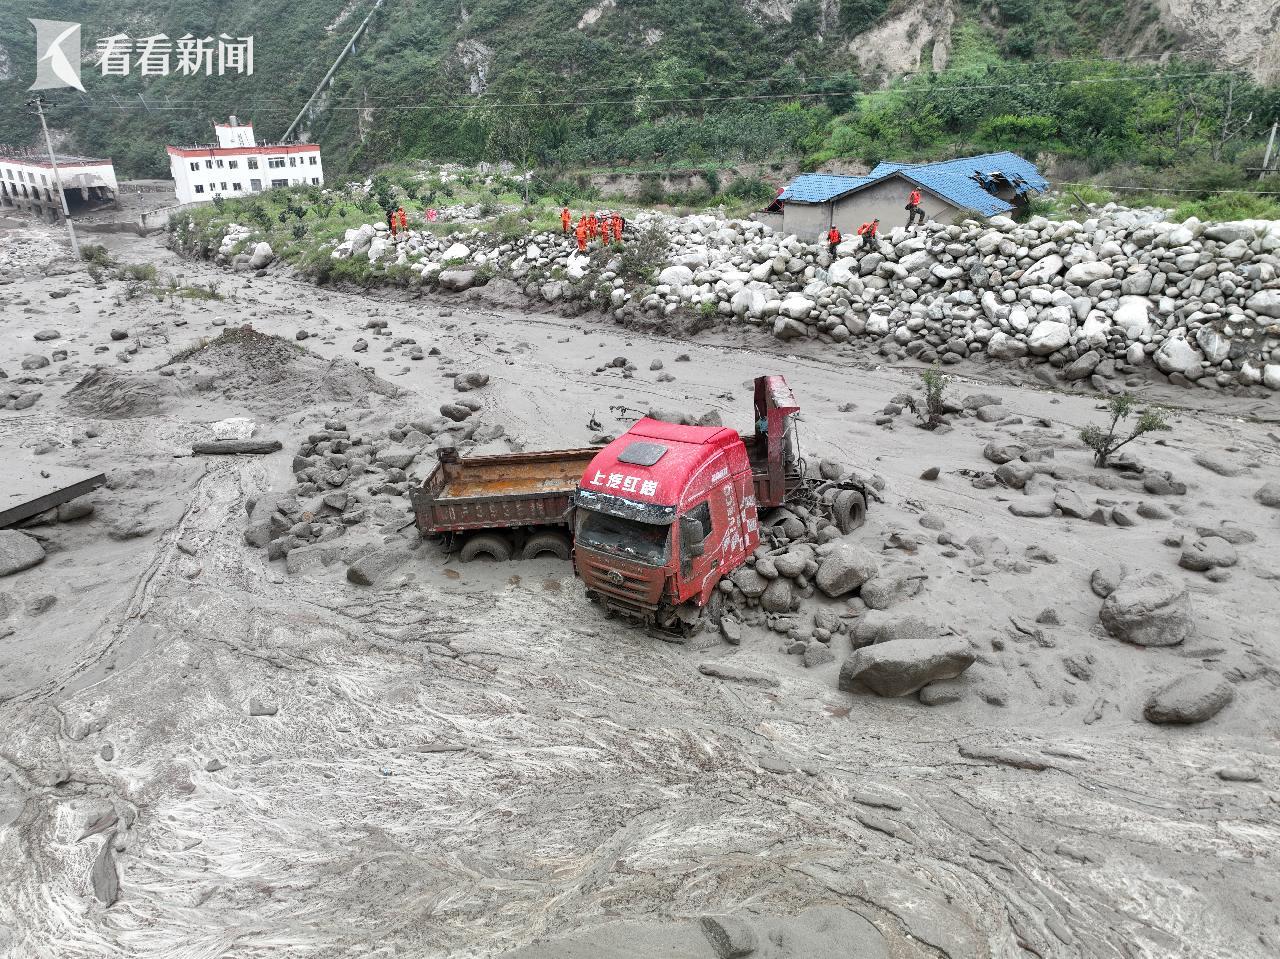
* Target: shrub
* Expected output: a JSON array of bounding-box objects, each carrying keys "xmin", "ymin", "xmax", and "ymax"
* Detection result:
[
  {"xmin": 617, "ymin": 222, "xmax": 670, "ymax": 280},
  {"xmin": 1079, "ymin": 394, "xmax": 1171, "ymax": 467},
  {"xmin": 906, "ymin": 362, "xmax": 950, "ymax": 429}
]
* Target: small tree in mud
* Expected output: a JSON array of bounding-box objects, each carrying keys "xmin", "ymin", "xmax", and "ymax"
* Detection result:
[
  {"xmin": 1080, "ymin": 394, "xmax": 1171, "ymax": 467},
  {"xmin": 905, "ymin": 362, "xmax": 951, "ymax": 429}
]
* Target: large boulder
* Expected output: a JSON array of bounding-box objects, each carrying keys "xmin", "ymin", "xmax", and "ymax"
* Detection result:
[
  {"xmin": 441, "ymin": 242, "xmax": 471, "ymax": 261},
  {"xmin": 1255, "ymin": 482, "xmax": 1280, "ymax": 508},
  {"xmin": 814, "ymin": 543, "xmax": 879, "ymax": 597},
  {"xmin": 1246, "ymin": 289, "xmax": 1280, "ymax": 319},
  {"xmin": 1143, "ymin": 673, "xmax": 1234, "ymax": 725},
  {"xmin": 248, "ymin": 241, "xmax": 274, "ymax": 269},
  {"xmin": 657, "ymin": 265, "xmax": 694, "ymax": 287},
  {"xmin": 1064, "ymin": 261, "xmax": 1113, "ymax": 286},
  {"xmin": 0, "ymin": 530, "xmax": 46, "ymax": 577},
  {"xmin": 1099, "ymin": 571, "xmax": 1192, "ymax": 646},
  {"xmin": 347, "ymin": 546, "xmax": 413, "ymax": 586},
  {"xmin": 1020, "ymin": 254, "xmax": 1064, "ymax": 286},
  {"xmin": 838, "ymin": 636, "xmax": 975, "ymax": 697},
  {"xmin": 986, "ymin": 330, "xmax": 1028, "ymax": 360},
  {"xmin": 438, "ymin": 268, "xmax": 479, "ymax": 291},
  {"xmin": 1178, "ymin": 536, "xmax": 1237, "ymax": 571},
  {"xmin": 1112, "ymin": 297, "xmax": 1154, "ymax": 340},
  {"xmin": 1027, "ymin": 320, "xmax": 1070, "ymax": 355},
  {"xmin": 1153, "ymin": 336, "xmax": 1203, "ymax": 376},
  {"xmin": 778, "ymin": 294, "xmax": 815, "ymax": 321}
]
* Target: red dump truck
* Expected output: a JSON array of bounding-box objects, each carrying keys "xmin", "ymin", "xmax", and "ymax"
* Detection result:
[{"xmin": 411, "ymin": 375, "xmax": 867, "ymax": 630}]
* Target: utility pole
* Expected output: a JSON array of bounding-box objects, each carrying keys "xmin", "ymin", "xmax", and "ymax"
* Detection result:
[
  {"xmin": 28, "ymin": 95, "xmax": 80, "ymax": 258},
  {"xmin": 1261, "ymin": 121, "xmax": 1278, "ymax": 182}
]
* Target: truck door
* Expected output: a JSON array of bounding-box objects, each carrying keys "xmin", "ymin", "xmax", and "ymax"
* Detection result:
[{"xmin": 679, "ymin": 497, "xmax": 724, "ymax": 604}]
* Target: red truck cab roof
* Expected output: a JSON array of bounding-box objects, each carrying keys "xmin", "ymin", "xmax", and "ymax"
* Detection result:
[{"xmin": 580, "ymin": 418, "xmax": 743, "ymax": 514}]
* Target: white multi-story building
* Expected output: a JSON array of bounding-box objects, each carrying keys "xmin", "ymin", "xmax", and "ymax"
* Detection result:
[
  {"xmin": 0, "ymin": 152, "xmax": 118, "ymax": 222},
  {"xmin": 166, "ymin": 116, "xmax": 323, "ymax": 205}
]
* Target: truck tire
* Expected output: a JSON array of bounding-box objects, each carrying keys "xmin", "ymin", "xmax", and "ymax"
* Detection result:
[
  {"xmin": 834, "ymin": 490, "xmax": 867, "ymax": 534},
  {"xmin": 459, "ymin": 533, "xmax": 513, "ymax": 562},
  {"xmin": 520, "ymin": 531, "xmax": 571, "ymax": 561}
]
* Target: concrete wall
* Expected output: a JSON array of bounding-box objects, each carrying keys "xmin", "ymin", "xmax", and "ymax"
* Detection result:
[
  {"xmin": 781, "ymin": 201, "xmax": 832, "ymax": 241},
  {"xmin": 780, "ymin": 173, "xmax": 964, "ymax": 241},
  {"xmin": 831, "ymin": 176, "xmax": 959, "ymax": 235}
]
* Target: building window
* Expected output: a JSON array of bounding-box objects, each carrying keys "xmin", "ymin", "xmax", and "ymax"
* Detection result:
[
  {"xmin": 216, "ymin": 159, "xmax": 224, "ymax": 168},
  {"xmin": 41, "ymin": 174, "xmax": 48, "ymax": 185},
  {"xmin": 250, "ymin": 179, "xmax": 261, "ymax": 191},
  {"xmin": 289, "ymin": 157, "xmax": 297, "ymax": 167},
  {"xmin": 205, "ymin": 159, "xmax": 213, "ymax": 169},
  {"xmin": 189, "ymin": 162, "xmax": 199, "ymax": 172},
  {"xmin": 268, "ymin": 157, "xmax": 285, "ymax": 169},
  {"xmin": 247, "ymin": 158, "xmax": 258, "ymax": 170},
  {"xmin": 311, "ymin": 177, "xmax": 320, "ymax": 185},
  {"xmin": 271, "ymin": 178, "xmax": 287, "ymax": 187},
  {"xmin": 232, "ymin": 182, "xmax": 242, "ymax": 191},
  {"xmin": 220, "ymin": 182, "xmax": 227, "ymax": 190},
  {"xmin": 229, "ymin": 160, "xmax": 238, "ymax": 169},
  {"xmin": 194, "ymin": 184, "xmax": 205, "ymax": 194},
  {"xmin": 308, "ymin": 156, "xmax": 317, "ymax": 165}
]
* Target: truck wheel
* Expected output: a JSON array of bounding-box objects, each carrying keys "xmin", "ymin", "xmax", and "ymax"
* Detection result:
[
  {"xmin": 834, "ymin": 490, "xmax": 867, "ymax": 534},
  {"xmin": 459, "ymin": 534, "xmax": 513, "ymax": 562},
  {"xmin": 520, "ymin": 531, "xmax": 571, "ymax": 561}
]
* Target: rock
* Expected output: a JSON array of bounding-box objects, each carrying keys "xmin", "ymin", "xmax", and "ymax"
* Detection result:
[
  {"xmin": 697, "ymin": 662, "xmax": 779, "ymax": 687},
  {"xmin": 814, "ymin": 543, "xmax": 879, "ymax": 597},
  {"xmin": 1027, "ymin": 321, "xmax": 1070, "ymax": 355},
  {"xmin": 1053, "ymin": 488, "xmax": 1090, "ymax": 519},
  {"xmin": 248, "ymin": 696, "xmax": 279, "ymax": 717},
  {"xmin": 983, "ymin": 442, "xmax": 1026, "ymax": 465},
  {"xmin": 803, "ymin": 643, "xmax": 836, "ymax": 668},
  {"xmin": 920, "ymin": 466, "xmax": 940, "ymax": 481},
  {"xmin": 1216, "ymin": 766, "xmax": 1260, "ymax": 783},
  {"xmin": 1255, "ymin": 482, "xmax": 1280, "ymax": 508},
  {"xmin": 1100, "ymin": 571, "xmax": 1191, "ymax": 646},
  {"xmin": 657, "ymin": 265, "xmax": 694, "ymax": 287},
  {"xmin": 454, "ymin": 372, "xmax": 489, "ymax": 392},
  {"xmin": 1178, "ymin": 537, "xmax": 1238, "ymax": 572},
  {"xmin": 1064, "ymin": 261, "xmax": 1113, "ymax": 286},
  {"xmin": 995, "ymin": 461, "xmax": 1034, "ymax": 490},
  {"xmin": 1153, "ymin": 336, "xmax": 1203, "ymax": 376},
  {"xmin": 839, "ymin": 636, "xmax": 975, "ymax": 697},
  {"xmin": 700, "ymin": 916, "xmax": 758, "ymax": 959},
  {"xmin": 346, "ymin": 546, "xmax": 413, "ymax": 586},
  {"xmin": 0, "ymin": 531, "xmax": 46, "ymax": 576},
  {"xmin": 720, "ymin": 615, "xmax": 743, "ymax": 645},
  {"xmin": 248, "ymin": 241, "xmax": 274, "ymax": 269},
  {"xmin": 731, "ymin": 567, "xmax": 767, "ymax": 599},
  {"xmin": 1008, "ymin": 499, "xmax": 1055, "ymax": 518},
  {"xmin": 91, "ymin": 837, "xmax": 120, "ymax": 905},
  {"xmin": 438, "ymin": 268, "xmax": 479, "ymax": 291},
  {"xmin": 986, "ymin": 331, "xmax": 1028, "ymax": 360},
  {"xmin": 1063, "ymin": 350, "xmax": 1101, "ymax": 380},
  {"xmin": 33, "ymin": 329, "xmax": 61, "ymax": 341},
  {"xmin": 1192, "ymin": 452, "xmax": 1242, "ymax": 477},
  {"xmin": 21, "ymin": 355, "xmax": 50, "ymax": 370},
  {"xmin": 860, "ymin": 570, "xmax": 926, "ymax": 610},
  {"xmin": 440, "ymin": 403, "xmax": 473, "ymax": 422},
  {"xmin": 760, "ymin": 577, "xmax": 793, "ymax": 613},
  {"xmin": 441, "ymin": 242, "xmax": 470, "ymax": 260},
  {"xmin": 918, "ymin": 681, "xmax": 964, "ymax": 705},
  {"xmin": 1245, "ymin": 289, "xmax": 1280, "ymax": 319},
  {"xmin": 375, "ymin": 445, "xmax": 416, "ymax": 469},
  {"xmin": 1143, "ymin": 673, "xmax": 1234, "ymax": 725}
]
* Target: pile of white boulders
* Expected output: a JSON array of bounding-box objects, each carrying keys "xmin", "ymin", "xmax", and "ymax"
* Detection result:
[{"xmin": 210, "ymin": 202, "xmax": 1280, "ymax": 392}]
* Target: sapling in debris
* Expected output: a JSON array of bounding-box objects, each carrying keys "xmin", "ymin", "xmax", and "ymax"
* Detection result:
[
  {"xmin": 1079, "ymin": 393, "xmax": 1171, "ymax": 467},
  {"xmin": 905, "ymin": 362, "xmax": 951, "ymax": 429}
]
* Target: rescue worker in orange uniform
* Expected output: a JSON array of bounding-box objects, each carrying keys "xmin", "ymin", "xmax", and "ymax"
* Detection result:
[
  {"xmin": 387, "ymin": 208, "xmax": 397, "ymax": 238},
  {"xmin": 561, "ymin": 206, "xmax": 571, "ymax": 234},
  {"xmin": 612, "ymin": 213, "xmax": 623, "ymax": 243},
  {"xmin": 906, "ymin": 188, "xmax": 925, "ymax": 229},
  {"xmin": 827, "ymin": 225, "xmax": 842, "ymax": 257},
  {"xmin": 856, "ymin": 218, "xmax": 879, "ymax": 253},
  {"xmin": 575, "ymin": 217, "xmax": 588, "ymax": 253},
  {"xmin": 397, "ymin": 207, "xmax": 408, "ymax": 235}
]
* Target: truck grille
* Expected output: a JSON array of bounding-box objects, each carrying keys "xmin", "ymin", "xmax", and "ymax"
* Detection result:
[{"xmin": 576, "ymin": 551, "xmax": 662, "ymax": 609}]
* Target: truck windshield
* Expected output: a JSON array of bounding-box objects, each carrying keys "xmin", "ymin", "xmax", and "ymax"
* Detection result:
[{"xmin": 576, "ymin": 509, "xmax": 670, "ymax": 566}]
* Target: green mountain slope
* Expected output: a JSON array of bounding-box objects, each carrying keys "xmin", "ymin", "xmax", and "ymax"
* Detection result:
[{"xmin": 0, "ymin": 0, "xmax": 1275, "ymax": 186}]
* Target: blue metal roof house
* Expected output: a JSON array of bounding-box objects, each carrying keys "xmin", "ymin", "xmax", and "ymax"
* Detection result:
[{"xmin": 772, "ymin": 152, "xmax": 1048, "ymax": 239}]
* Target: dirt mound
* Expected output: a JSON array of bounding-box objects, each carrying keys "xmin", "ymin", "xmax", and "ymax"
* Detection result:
[
  {"xmin": 172, "ymin": 326, "xmax": 401, "ymax": 415},
  {"xmin": 64, "ymin": 368, "xmax": 177, "ymax": 419}
]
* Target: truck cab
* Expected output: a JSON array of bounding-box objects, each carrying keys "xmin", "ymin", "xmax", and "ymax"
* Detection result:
[{"xmin": 574, "ymin": 375, "xmax": 839, "ymax": 630}]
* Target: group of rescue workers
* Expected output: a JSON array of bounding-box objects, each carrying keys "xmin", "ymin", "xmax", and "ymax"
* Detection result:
[
  {"xmin": 562, "ymin": 207, "xmax": 627, "ymax": 252},
  {"xmin": 821, "ymin": 187, "xmax": 927, "ymax": 256},
  {"xmin": 386, "ymin": 206, "xmax": 409, "ymax": 237}
]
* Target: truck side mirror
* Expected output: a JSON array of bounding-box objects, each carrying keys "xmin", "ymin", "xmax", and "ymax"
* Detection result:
[{"xmin": 681, "ymin": 516, "xmax": 705, "ymax": 557}]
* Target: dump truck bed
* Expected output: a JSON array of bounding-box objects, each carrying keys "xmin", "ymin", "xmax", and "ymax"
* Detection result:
[{"xmin": 411, "ymin": 448, "xmax": 598, "ymax": 534}]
